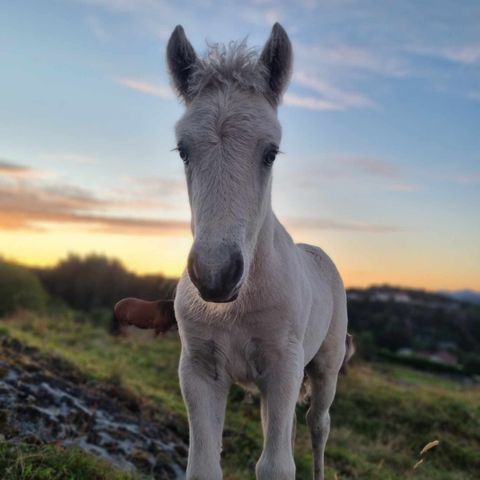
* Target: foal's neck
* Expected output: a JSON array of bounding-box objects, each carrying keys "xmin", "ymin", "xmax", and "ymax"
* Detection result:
[{"xmin": 250, "ymin": 205, "xmax": 291, "ymax": 278}]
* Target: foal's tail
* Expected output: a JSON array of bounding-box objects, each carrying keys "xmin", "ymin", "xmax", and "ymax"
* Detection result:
[{"xmin": 340, "ymin": 333, "xmax": 355, "ymax": 374}]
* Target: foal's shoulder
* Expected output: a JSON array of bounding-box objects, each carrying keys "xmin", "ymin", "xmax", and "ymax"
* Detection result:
[
  {"xmin": 296, "ymin": 243, "xmax": 342, "ymax": 284},
  {"xmin": 296, "ymin": 243, "xmax": 333, "ymax": 265}
]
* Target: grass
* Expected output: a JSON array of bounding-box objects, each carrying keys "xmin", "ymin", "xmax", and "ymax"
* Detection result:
[
  {"xmin": 1, "ymin": 311, "xmax": 479, "ymax": 479},
  {"xmin": 0, "ymin": 442, "xmax": 135, "ymax": 480}
]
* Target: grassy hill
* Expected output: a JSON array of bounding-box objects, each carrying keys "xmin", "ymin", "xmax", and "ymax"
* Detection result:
[{"xmin": 1, "ymin": 311, "xmax": 479, "ymax": 479}]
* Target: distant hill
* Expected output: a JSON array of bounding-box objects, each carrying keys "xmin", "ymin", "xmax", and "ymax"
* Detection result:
[
  {"xmin": 346, "ymin": 284, "xmax": 480, "ymax": 374},
  {"xmin": 439, "ymin": 289, "xmax": 480, "ymax": 305}
]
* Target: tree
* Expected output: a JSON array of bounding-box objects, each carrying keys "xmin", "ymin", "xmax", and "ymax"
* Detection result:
[{"xmin": 34, "ymin": 254, "xmax": 176, "ymax": 312}]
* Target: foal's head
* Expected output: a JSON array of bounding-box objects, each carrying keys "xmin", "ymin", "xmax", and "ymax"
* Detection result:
[{"xmin": 167, "ymin": 24, "xmax": 292, "ymax": 303}]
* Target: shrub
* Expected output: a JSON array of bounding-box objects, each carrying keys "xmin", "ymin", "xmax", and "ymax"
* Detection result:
[{"xmin": 0, "ymin": 259, "xmax": 48, "ymax": 316}]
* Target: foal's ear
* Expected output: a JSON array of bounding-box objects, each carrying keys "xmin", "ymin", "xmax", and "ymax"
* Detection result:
[
  {"xmin": 259, "ymin": 23, "xmax": 293, "ymax": 104},
  {"xmin": 167, "ymin": 25, "xmax": 198, "ymax": 101}
]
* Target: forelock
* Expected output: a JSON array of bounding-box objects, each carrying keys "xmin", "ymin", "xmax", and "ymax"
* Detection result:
[{"xmin": 188, "ymin": 40, "xmax": 269, "ymax": 99}]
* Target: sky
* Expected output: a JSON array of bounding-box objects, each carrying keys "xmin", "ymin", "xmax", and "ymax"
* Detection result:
[{"xmin": 0, "ymin": 0, "xmax": 479, "ymax": 290}]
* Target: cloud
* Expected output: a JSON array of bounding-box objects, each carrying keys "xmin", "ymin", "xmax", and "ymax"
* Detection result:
[
  {"xmin": 118, "ymin": 76, "xmax": 372, "ymax": 112},
  {"xmin": 292, "ymin": 72, "xmax": 376, "ymax": 110},
  {"xmin": 344, "ymin": 156, "xmax": 400, "ymax": 178},
  {"xmin": 410, "ymin": 44, "xmax": 480, "ymax": 65},
  {"xmin": 0, "ymin": 161, "xmax": 188, "ymax": 235},
  {"xmin": 386, "ymin": 183, "xmax": 419, "ymax": 192},
  {"xmin": 0, "ymin": 160, "xmax": 33, "ymax": 176},
  {"xmin": 117, "ymin": 78, "xmax": 175, "ymax": 99},
  {"xmin": 316, "ymin": 155, "xmax": 402, "ymax": 179},
  {"xmin": 287, "ymin": 41, "xmax": 410, "ymax": 110},
  {"xmin": 85, "ymin": 14, "xmax": 110, "ymax": 41},
  {"xmin": 0, "ymin": 159, "xmax": 52, "ymax": 178},
  {"xmin": 118, "ymin": 76, "xmax": 367, "ymax": 112},
  {"xmin": 1, "ymin": 159, "xmax": 403, "ymax": 236},
  {"xmin": 76, "ymin": 0, "xmax": 167, "ymax": 15},
  {"xmin": 286, "ymin": 217, "xmax": 404, "ymax": 234},
  {"xmin": 0, "ymin": 178, "xmax": 189, "ymax": 235},
  {"xmin": 121, "ymin": 176, "xmax": 185, "ymax": 197},
  {"xmin": 283, "ymin": 93, "xmax": 340, "ymax": 111},
  {"xmin": 41, "ymin": 153, "xmax": 100, "ymax": 165},
  {"xmin": 454, "ymin": 173, "xmax": 480, "ymax": 185},
  {"xmin": 295, "ymin": 42, "xmax": 410, "ymax": 78}
]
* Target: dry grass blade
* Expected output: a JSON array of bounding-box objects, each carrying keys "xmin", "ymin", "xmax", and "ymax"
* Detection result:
[
  {"xmin": 413, "ymin": 458, "xmax": 424, "ymax": 470},
  {"xmin": 420, "ymin": 440, "xmax": 439, "ymax": 455}
]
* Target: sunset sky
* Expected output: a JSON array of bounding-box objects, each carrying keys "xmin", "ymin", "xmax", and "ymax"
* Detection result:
[{"xmin": 1, "ymin": 0, "xmax": 479, "ymax": 290}]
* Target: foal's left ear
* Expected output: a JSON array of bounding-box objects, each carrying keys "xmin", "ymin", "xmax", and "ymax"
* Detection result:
[{"xmin": 259, "ymin": 23, "xmax": 293, "ymax": 104}]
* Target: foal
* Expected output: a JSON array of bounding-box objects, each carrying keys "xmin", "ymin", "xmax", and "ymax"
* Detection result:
[{"xmin": 165, "ymin": 23, "xmax": 348, "ymax": 480}]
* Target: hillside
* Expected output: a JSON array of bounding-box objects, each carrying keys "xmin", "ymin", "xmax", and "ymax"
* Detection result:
[
  {"xmin": 1, "ymin": 311, "xmax": 479, "ymax": 480},
  {"xmin": 4, "ymin": 254, "xmax": 477, "ymax": 376},
  {"xmin": 347, "ymin": 285, "xmax": 480, "ymax": 374}
]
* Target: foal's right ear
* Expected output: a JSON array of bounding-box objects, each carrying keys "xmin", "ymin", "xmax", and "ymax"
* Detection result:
[
  {"xmin": 259, "ymin": 23, "xmax": 293, "ymax": 105},
  {"xmin": 166, "ymin": 25, "xmax": 198, "ymax": 101}
]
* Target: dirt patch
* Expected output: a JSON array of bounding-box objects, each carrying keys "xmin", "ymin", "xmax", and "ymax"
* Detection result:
[{"xmin": 0, "ymin": 336, "xmax": 187, "ymax": 479}]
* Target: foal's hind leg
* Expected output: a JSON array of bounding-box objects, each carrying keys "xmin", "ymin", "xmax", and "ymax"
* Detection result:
[{"xmin": 305, "ymin": 326, "xmax": 346, "ymax": 480}]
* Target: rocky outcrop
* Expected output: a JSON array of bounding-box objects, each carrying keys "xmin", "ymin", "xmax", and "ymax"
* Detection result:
[{"xmin": 0, "ymin": 337, "xmax": 187, "ymax": 479}]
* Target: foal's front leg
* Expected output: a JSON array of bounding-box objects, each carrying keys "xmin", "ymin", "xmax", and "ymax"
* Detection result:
[
  {"xmin": 179, "ymin": 347, "xmax": 230, "ymax": 480},
  {"xmin": 256, "ymin": 348, "xmax": 304, "ymax": 480}
]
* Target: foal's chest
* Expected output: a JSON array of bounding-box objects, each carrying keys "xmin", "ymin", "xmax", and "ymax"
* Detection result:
[{"xmin": 182, "ymin": 319, "xmax": 288, "ymax": 387}]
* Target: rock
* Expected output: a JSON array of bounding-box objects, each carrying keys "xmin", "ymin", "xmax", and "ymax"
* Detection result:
[{"xmin": 0, "ymin": 336, "xmax": 187, "ymax": 479}]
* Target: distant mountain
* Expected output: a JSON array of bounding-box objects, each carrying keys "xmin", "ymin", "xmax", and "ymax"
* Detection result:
[{"xmin": 439, "ymin": 289, "xmax": 480, "ymax": 305}]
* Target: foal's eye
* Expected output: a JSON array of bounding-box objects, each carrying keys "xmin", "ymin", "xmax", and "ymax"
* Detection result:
[
  {"xmin": 263, "ymin": 148, "xmax": 278, "ymax": 167},
  {"xmin": 177, "ymin": 145, "xmax": 189, "ymax": 165}
]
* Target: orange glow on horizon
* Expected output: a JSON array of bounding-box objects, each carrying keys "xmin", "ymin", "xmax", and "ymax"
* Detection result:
[{"xmin": 1, "ymin": 227, "xmax": 479, "ymax": 291}]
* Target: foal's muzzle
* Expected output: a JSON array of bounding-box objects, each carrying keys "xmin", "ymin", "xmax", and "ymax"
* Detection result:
[{"xmin": 187, "ymin": 245, "xmax": 244, "ymax": 303}]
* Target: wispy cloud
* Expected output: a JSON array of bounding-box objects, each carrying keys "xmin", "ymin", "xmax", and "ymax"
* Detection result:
[
  {"xmin": 410, "ymin": 44, "xmax": 480, "ymax": 65},
  {"xmin": 117, "ymin": 78, "xmax": 175, "ymax": 99},
  {"xmin": 0, "ymin": 160, "xmax": 33, "ymax": 176},
  {"xmin": 0, "ymin": 159, "xmax": 52, "ymax": 178},
  {"xmin": 295, "ymin": 42, "xmax": 410, "ymax": 78},
  {"xmin": 292, "ymin": 72, "xmax": 376, "ymax": 110},
  {"xmin": 121, "ymin": 176, "xmax": 185, "ymax": 197},
  {"xmin": 283, "ymin": 93, "xmax": 340, "ymax": 111},
  {"xmin": 1, "ymin": 159, "xmax": 403, "ymax": 236},
  {"xmin": 287, "ymin": 40, "xmax": 411, "ymax": 111},
  {"xmin": 344, "ymin": 156, "xmax": 400, "ymax": 178},
  {"xmin": 0, "ymin": 160, "xmax": 187, "ymax": 234},
  {"xmin": 0, "ymin": 176, "xmax": 188, "ymax": 235},
  {"xmin": 386, "ymin": 183, "xmax": 419, "ymax": 192},
  {"xmin": 454, "ymin": 173, "xmax": 480, "ymax": 185},
  {"xmin": 318, "ymin": 155, "xmax": 402, "ymax": 179},
  {"xmin": 41, "ymin": 153, "xmax": 100, "ymax": 165},
  {"xmin": 85, "ymin": 14, "xmax": 110, "ymax": 41},
  {"xmin": 118, "ymin": 76, "xmax": 365, "ymax": 112}
]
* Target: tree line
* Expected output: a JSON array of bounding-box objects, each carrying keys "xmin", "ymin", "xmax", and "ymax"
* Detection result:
[{"xmin": 0, "ymin": 254, "xmax": 176, "ymax": 315}]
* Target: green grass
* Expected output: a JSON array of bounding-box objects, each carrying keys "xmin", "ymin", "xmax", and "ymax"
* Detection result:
[
  {"xmin": 1, "ymin": 311, "xmax": 479, "ymax": 479},
  {"xmin": 0, "ymin": 442, "xmax": 135, "ymax": 480}
]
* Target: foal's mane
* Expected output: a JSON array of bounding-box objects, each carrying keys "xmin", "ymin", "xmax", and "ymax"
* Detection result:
[{"xmin": 188, "ymin": 41, "xmax": 269, "ymax": 98}]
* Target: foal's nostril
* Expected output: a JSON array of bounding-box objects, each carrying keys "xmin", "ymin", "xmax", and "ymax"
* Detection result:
[
  {"xmin": 228, "ymin": 251, "xmax": 244, "ymax": 288},
  {"xmin": 187, "ymin": 252, "xmax": 201, "ymax": 287}
]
